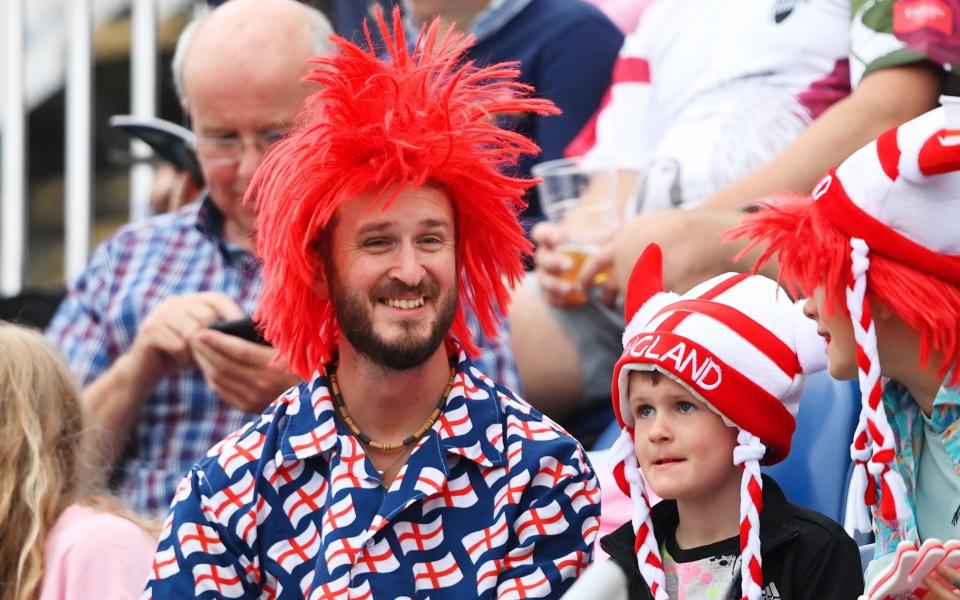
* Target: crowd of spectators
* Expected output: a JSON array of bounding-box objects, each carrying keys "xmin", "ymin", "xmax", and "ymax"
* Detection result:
[{"xmin": 2, "ymin": 0, "xmax": 958, "ymax": 598}]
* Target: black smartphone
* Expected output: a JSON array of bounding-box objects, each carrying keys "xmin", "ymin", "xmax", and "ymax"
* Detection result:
[{"xmin": 207, "ymin": 317, "xmax": 270, "ymax": 346}]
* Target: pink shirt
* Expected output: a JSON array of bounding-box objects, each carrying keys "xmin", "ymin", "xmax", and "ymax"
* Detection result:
[{"xmin": 40, "ymin": 504, "xmax": 157, "ymax": 600}]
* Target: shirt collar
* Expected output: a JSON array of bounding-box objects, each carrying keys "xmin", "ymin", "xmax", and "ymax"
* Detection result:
[
  {"xmin": 402, "ymin": 0, "xmax": 535, "ymax": 44},
  {"xmin": 277, "ymin": 347, "xmax": 506, "ymax": 468},
  {"xmin": 193, "ymin": 191, "xmax": 222, "ymax": 239},
  {"xmin": 192, "ymin": 191, "xmax": 258, "ymax": 269}
]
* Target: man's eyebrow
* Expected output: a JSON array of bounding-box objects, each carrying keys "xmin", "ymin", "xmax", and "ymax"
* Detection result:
[
  {"xmin": 421, "ymin": 218, "xmax": 452, "ymax": 230},
  {"xmin": 197, "ymin": 127, "xmax": 236, "ymax": 137},
  {"xmin": 356, "ymin": 221, "xmax": 394, "ymax": 237},
  {"xmin": 355, "ymin": 218, "xmax": 452, "ymax": 236}
]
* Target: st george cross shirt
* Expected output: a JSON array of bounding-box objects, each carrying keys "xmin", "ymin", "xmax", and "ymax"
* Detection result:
[{"xmin": 144, "ymin": 350, "xmax": 600, "ymax": 599}]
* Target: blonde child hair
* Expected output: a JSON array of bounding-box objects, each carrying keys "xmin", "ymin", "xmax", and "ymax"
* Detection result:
[{"xmin": 0, "ymin": 322, "xmax": 154, "ymax": 600}]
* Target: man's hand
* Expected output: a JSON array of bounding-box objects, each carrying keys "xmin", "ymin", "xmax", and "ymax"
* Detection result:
[
  {"xmin": 190, "ymin": 329, "xmax": 300, "ymax": 414},
  {"xmin": 129, "ymin": 292, "xmax": 245, "ymax": 388},
  {"xmin": 81, "ymin": 291, "xmax": 245, "ymax": 468},
  {"xmin": 578, "ymin": 240, "xmax": 618, "ymax": 308},
  {"xmin": 531, "ymin": 221, "xmax": 583, "ymax": 307}
]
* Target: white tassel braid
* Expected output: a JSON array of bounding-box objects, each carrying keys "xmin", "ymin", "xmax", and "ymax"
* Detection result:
[
  {"xmin": 733, "ymin": 430, "xmax": 766, "ymax": 600},
  {"xmin": 847, "ymin": 239, "xmax": 909, "ymax": 528},
  {"xmin": 610, "ymin": 430, "xmax": 669, "ymax": 600},
  {"xmin": 846, "ymin": 416, "xmax": 874, "ymax": 534}
]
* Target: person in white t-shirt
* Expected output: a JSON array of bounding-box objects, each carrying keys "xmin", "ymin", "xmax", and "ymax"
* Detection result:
[{"xmin": 511, "ymin": 0, "xmax": 851, "ymax": 430}]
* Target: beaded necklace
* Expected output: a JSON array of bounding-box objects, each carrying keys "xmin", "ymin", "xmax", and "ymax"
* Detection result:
[{"xmin": 329, "ymin": 365, "xmax": 456, "ymax": 452}]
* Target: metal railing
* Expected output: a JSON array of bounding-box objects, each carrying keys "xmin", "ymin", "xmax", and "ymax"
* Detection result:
[
  {"xmin": 2, "ymin": 0, "xmax": 27, "ymax": 296},
  {"xmin": 1, "ymin": 0, "xmax": 167, "ymax": 296}
]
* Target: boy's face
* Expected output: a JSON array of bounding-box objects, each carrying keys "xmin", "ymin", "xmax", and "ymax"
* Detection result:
[
  {"xmin": 803, "ymin": 287, "xmax": 857, "ymax": 380},
  {"xmin": 628, "ymin": 371, "xmax": 741, "ymax": 504}
]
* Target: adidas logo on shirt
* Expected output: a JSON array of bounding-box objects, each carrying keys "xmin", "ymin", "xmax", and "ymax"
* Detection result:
[{"xmin": 763, "ymin": 582, "xmax": 782, "ymax": 600}]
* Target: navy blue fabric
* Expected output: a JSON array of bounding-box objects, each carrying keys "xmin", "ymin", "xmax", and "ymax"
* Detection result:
[
  {"xmin": 467, "ymin": 0, "xmax": 622, "ymax": 225},
  {"xmin": 145, "ymin": 350, "xmax": 600, "ymax": 598}
]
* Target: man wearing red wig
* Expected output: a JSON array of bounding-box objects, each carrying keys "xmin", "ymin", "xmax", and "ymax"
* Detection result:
[{"xmin": 145, "ymin": 9, "xmax": 599, "ymax": 599}]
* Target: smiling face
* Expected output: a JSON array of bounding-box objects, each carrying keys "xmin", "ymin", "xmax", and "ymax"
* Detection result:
[
  {"xmin": 803, "ymin": 286, "xmax": 858, "ymax": 381},
  {"xmin": 323, "ymin": 186, "xmax": 459, "ymax": 371},
  {"xmin": 627, "ymin": 370, "xmax": 741, "ymax": 504}
]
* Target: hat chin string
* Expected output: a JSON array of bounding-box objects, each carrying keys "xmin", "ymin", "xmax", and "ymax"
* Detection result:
[
  {"xmin": 846, "ymin": 238, "xmax": 910, "ymax": 528},
  {"xmin": 734, "ymin": 430, "xmax": 765, "ymax": 600},
  {"xmin": 611, "ymin": 430, "xmax": 669, "ymax": 600}
]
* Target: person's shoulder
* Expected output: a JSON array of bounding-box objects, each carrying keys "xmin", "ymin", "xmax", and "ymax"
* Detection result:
[
  {"xmin": 788, "ymin": 502, "xmax": 848, "ymax": 533},
  {"xmin": 535, "ymin": 0, "xmax": 623, "ymax": 38},
  {"xmin": 529, "ymin": 0, "xmax": 617, "ymax": 24},
  {"xmin": 496, "ymin": 385, "xmax": 583, "ymax": 446},
  {"xmin": 99, "ymin": 202, "xmax": 204, "ymax": 252},
  {"xmin": 600, "ymin": 520, "xmax": 637, "ymax": 557},
  {"xmin": 457, "ymin": 356, "xmax": 591, "ymax": 468},
  {"xmin": 192, "ymin": 385, "xmax": 305, "ymax": 488},
  {"xmin": 784, "ymin": 501, "xmax": 858, "ymax": 549},
  {"xmin": 46, "ymin": 504, "xmax": 155, "ymax": 555},
  {"xmin": 499, "ymin": 0, "xmax": 621, "ymax": 43}
]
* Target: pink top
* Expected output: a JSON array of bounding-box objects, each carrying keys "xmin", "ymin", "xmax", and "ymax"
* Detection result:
[{"xmin": 40, "ymin": 504, "xmax": 157, "ymax": 600}]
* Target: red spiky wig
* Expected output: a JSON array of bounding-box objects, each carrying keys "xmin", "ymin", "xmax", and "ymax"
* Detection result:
[
  {"xmin": 732, "ymin": 100, "xmax": 960, "ymax": 532},
  {"xmin": 734, "ymin": 193, "xmax": 960, "ymax": 385},
  {"xmin": 249, "ymin": 7, "xmax": 558, "ymax": 380}
]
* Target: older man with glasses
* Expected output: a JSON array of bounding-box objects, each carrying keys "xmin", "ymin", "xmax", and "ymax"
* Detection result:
[{"xmin": 45, "ymin": 0, "xmax": 329, "ymax": 516}]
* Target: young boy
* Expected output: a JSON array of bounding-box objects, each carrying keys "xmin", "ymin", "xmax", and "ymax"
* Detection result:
[
  {"xmin": 735, "ymin": 99, "xmax": 960, "ymax": 598},
  {"xmin": 599, "ymin": 244, "xmax": 863, "ymax": 600}
]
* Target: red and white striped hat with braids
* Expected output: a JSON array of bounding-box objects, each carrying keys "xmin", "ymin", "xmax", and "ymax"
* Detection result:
[
  {"xmin": 609, "ymin": 244, "xmax": 826, "ymax": 600},
  {"xmin": 735, "ymin": 96, "xmax": 960, "ymax": 534}
]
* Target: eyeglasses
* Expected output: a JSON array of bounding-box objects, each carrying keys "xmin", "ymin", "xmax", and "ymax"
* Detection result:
[{"xmin": 195, "ymin": 127, "xmax": 289, "ymax": 166}]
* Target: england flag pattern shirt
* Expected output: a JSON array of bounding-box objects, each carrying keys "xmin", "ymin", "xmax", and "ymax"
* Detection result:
[{"xmin": 144, "ymin": 351, "xmax": 600, "ymax": 599}]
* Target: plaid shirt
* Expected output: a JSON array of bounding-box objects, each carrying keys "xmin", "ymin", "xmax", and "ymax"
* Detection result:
[
  {"xmin": 144, "ymin": 350, "xmax": 599, "ymax": 599},
  {"xmin": 47, "ymin": 196, "xmax": 521, "ymax": 516}
]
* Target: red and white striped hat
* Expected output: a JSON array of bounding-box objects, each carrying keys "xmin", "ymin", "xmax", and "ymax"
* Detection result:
[
  {"xmin": 735, "ymin": 96, "xmax": 960, "ymax": 534},
  {"xmin": 609, "ymin": 244, "xmax": 825, "ymax": 600}
]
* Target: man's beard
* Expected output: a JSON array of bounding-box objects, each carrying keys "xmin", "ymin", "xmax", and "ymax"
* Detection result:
[{"xmin": 331, "ymin": 276, "xmax": 458, "ymax": 371}]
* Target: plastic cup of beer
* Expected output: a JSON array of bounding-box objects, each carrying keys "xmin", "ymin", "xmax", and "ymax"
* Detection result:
[{"xmin": 532, "ymin": 157, "xmax": 621, "ymax": 307}]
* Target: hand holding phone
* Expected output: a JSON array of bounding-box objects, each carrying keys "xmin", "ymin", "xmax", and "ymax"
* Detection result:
[{"xmin": 207, "ymin": 317, "xmax": 270, "ymax": 346}]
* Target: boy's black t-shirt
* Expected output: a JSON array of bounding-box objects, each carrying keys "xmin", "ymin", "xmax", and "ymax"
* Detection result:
[{"xmin": 599, "ymin": 475, "xmax": 864, "ymax": 600}]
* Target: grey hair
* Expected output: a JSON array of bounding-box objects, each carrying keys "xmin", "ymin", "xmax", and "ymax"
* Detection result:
[{"xmin": 171, "ymin": 2, "xmax": 336, "ymax": 112}]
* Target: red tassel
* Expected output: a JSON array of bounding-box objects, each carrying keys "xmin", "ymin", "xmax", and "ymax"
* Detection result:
[
  {"xmin": 739, "ymin": 520, "xmax": 751, "ymax": 551},
  {"xmin": 864, "ymin": 467, "xmax": 877, "ymax": 505},
  {"xmin": 749, "ymin": 557, "xmax": 763, "ymax": 588},
  {"xmin": 879, "ymin": 472, "xmax": 898, "ymax": 522}
]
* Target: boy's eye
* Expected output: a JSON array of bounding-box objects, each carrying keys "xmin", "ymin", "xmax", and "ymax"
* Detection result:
[
  {"xmin": 677, "ymin": 401, "xmax": 696, "ymax": 414},
  {"xmin": 634, "ymin": 404, "xmax": 655, "ymax": 419}
]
